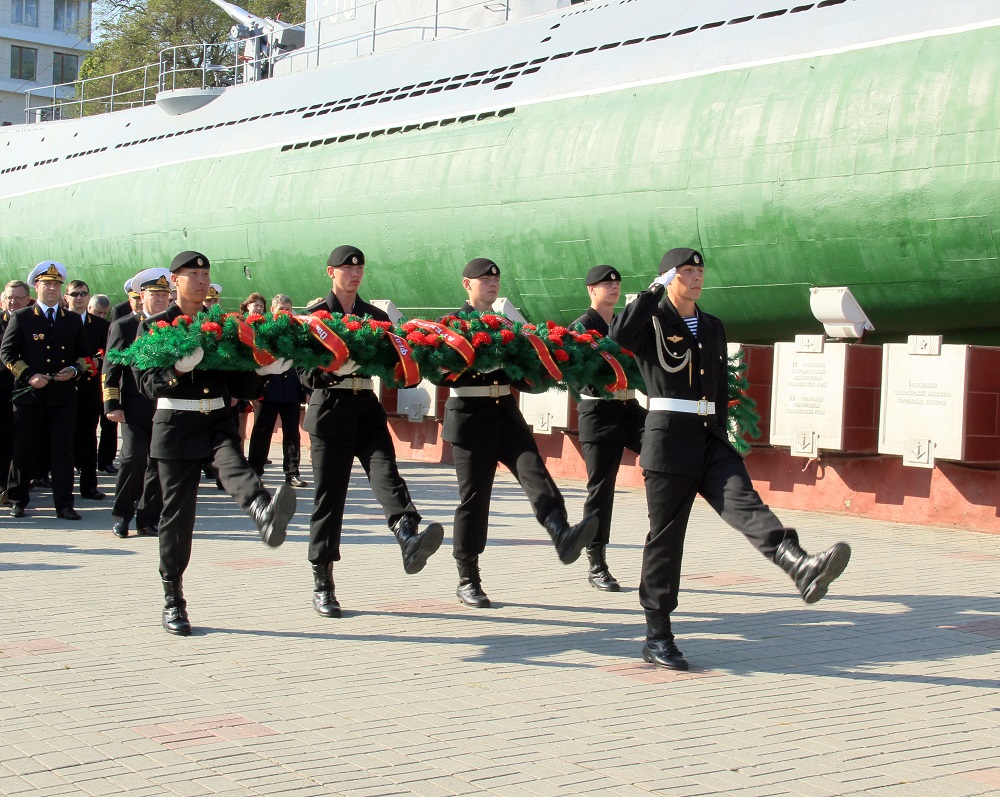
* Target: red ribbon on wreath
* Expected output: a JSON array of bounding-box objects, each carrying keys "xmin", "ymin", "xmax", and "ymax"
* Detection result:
[
  {"xmin": 488, "ymin": 314, "xmax": 563, "ymax": 381},
  {"xmin": 384, "ymin": 330, "xmax": 421, "ymax": 387},
  {"xmin": 233, "ymin": 317, "xmax": 277, "ymax": 367},
  {"xmin": 292, "ymin": 314, "xmax": 351, "ymax": 372},
  {"xmin": 409, "ymin": 320, "xmax": 475, "ymax": 379},
  {"xmin": 570, "ymin": 330, "xmax": 627, "ymax": 392}
]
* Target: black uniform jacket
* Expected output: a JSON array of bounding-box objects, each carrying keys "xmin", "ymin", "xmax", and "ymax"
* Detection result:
[
  {"xmin": 137, "ymin": 303, "xmax": 265, "ymax": 460},
  {"xmin": 300, "ymin": 292, "xmax": 389, "ymax": 440},
  {"xmin": 77, "ymin": 313, "xmax": 110, "ymax": 406},
  {"xmin": 103, "ymin": 312, "xmax": 155, "ymax": 425},
  {"xmin": 572, "ymin": 308, "xmax": 648, "ymax": 445},
  {"xmin": 0, "ymin": 304, "xmax": 87, "ymax": 408},
  {"xmin": 0, "ymin": 311, "xmax": 13, "ymax": 405},
  {"xmin": 609, "ymin": 285, "xmax": 732, "ymax": 475},
  {"xmin": 109, "ymin": 300, "xmax": 134, "ymax": 323},
  {"xmin": 440, "ymin": 302, "xmax": 535, "ymax": 446}
]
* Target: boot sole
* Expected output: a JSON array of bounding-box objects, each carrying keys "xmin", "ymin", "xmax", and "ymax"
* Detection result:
[
  {"xmin": 803, "ymin": 543, "xmax": 852, "ymax": 604},
  {"xmin": 262, "ymin": 483, "xmax": 297, "ymax": 548},
  {"xmin": 558, "ymin": 514, "xmax": 599, "ymax": 565},
  {"xmin": 403, "ymin": 522, "xmax": 444, "ymax": 575}
]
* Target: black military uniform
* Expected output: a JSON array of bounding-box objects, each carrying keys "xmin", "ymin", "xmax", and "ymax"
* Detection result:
[
  {"xmin": 137, "ymin": 251, "xmax": 296, "ymax": 636},
  {"xmin": 610, "ymin": 248, "xmax": 851, "ymax": 670},
  {"xmin": 109, "ymin": 280, "xmax": 138, "ymax": 324},
  {"xmin": 301, "ymin": 245, "xmax": 443, "ymax": 618},
  {"xmin": 442, "ymin": 258, "xmax": 597, "ymax": 608},
  {"xmin": 247, "ymin": 367, "xmax": 305, "ymax": 485},
  {"xmin": 1, "ymin": 263, "xmax": 89, "ymax": 519},
  {"xmin": 103, "ymin": 270, "xmax": 167, "ymax": 538},
  {"xmin": 0, "ymin": 309, "xmax": 14, "ymax": 501},
  {"xmin": 74, "ymin": 310, "xmax": 110, "ymax": 499},
  {"xmin": 571, "ymin": 265, "xmax": 647, "ymax": 592}
]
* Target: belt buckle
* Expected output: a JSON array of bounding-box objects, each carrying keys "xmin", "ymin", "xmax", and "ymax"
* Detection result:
[
  {"xmin": 489, "ymin": 384, "xmax": 501, "ymax": 399},
  {"xmin": 696, "ymin": 399, "xmax": 710, "ymax": 416},
  {"xmin": 199, "ymin": 398, "xmax": 214, "ymax": 414},
  {"xmin": 613, "ymin": 389, "xmax": 626, "ymax": 401},
  {"xmin": 350, "ymin": 377, "xmax": 363, "ymax": 392}
]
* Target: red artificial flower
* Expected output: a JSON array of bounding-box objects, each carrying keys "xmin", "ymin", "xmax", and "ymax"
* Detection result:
[
  {"xmin": 405, "ymin": 331, "xmax": 423, "ymax": 344},
  {"xmin": 471, "ymin": 331, "xmax": 492, "ymax": 347},
  {"xmin": 401, "ymin": 322, "xmax": 417, "ymax": 333},
  {"xmin": 312, "ymin": 309, "xmax": 332, "ymax": 320},
  {"xmin": 574, "ymin": 333, "xmax": 594, "ymax": 344},
  {"xmin": 549, "ymin": 335, "xmax": 564, "ymax": 347},
  {"xmin": 499, "ymin": 329, "xmax": 515, "ymax": 344},
  {"xmin": 223, "ymin": 312, "xmax": 241, "ymax": 320},
  {"xmin": 201, "ymin": 321, "xmax": 223, "ymax": 339},
  {"xmin": 172, "ymin": 315, "xmax": 193, "ymax": 327},
  {"xmin": 620, "ymin": 347, "xmax": 634, "ymax": 358},
  {"xmin": 554, "ymin": 349, "xmax": 570, "ymax": 362},
  {"xmin": 155, "ymin": 320, "xmax": 170, "ymax": 328},
  {"xmin": 481, "ymin": 314, "xmax": 501, "ymax": 330},
  {"xmin": 246, "ymin": 313, "xmax": 265, "ymax": 324},
  {"xmin": 368, "ymin": 320, "xmax": 392, "ymax": 330},
  {"xmin": 549, "ymin": 324, "xmax": 568, "ymax": 338},
  {"xmin": 458, "ymin": 319, "xmax": 470, "ymax": 333},
  {"xmin": 523, "ymin": 323, "xmax": 537, "ymax": 332},
  {"xmin": 344, "ymin": 320, "xmax": 363, "ymax": 331}
]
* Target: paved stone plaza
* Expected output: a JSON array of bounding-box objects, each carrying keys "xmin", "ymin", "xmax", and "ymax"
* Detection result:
[{"xmin": 1, "ymin": 461, "xmax": 998, "ymax": 796}]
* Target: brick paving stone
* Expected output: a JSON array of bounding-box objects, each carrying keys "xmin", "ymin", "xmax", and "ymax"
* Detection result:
[{"xmin": 1, "ymin": 461, "xmax": 998, "ymax": 796}]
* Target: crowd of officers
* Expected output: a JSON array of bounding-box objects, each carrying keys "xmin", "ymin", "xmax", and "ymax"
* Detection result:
[{"xmin": 1, "ymin": 246, "xmax": 851, "ymax": 669}]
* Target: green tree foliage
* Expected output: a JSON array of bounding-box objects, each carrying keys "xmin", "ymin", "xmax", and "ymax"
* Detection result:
[{"xmin": 73, "ymin": 0, "xmax": 305, "ymax": 113}]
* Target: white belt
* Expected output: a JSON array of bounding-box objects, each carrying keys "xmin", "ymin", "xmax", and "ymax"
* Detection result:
[
  {"xmin": 578, "ymin": 390, "xmax": 636, "ymax": 402},
  {"xmin": 328, "ymin": 377, "xmax": 374, "ymax": 391},
  {"xmin": 649, "ymin": 398, "xmax": 716, "ymax": 415},
  {"xmin": 157, "ymin": 397, "xmax": 226, "ymax": 413},
  {"xmin": 451, "ymin": 385, "xmax": 511, "ymax": 398}
]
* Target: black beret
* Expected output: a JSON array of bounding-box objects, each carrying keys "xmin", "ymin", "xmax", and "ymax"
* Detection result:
[
  {"xmin": 170, "ymin": 251, "xmax": 210, "ymax": 272},
  {"xmin": 659, "ymin": 248, "xmax": 704, "ymax": 273},
  {"xmin": 463, "ymin": 258, "xmax": 501, "ymax": 279},
  {"xmin": 586, "ymin": 264, "xmax": 621, "ymax": 286},
  {"xmin": 328, "ymin": 245, "xmax": 365, "ymax": 267}
]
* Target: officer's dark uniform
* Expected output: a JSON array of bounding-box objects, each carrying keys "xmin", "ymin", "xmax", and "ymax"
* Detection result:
[
  {"xmin": 571, "ymin": 265, "xmax": 647, "ymax": 592},
  {"xmin": 301, "ymin": 245, "xmax": 442, "ymax": 618},
  {"xmin": 103, "ymin": 272, "xmax": 167, "ymax": 537},
  {"xmin": 109, "ymin": 297, "xmax": 136, "ymax": 324},
  {"xmin": 0, "ymin": 309, "xmax": 14, "ymax": 498},
  {"xmin": 442, "ymin": 258, "xmax": 597, "ymax": 607},
  {"xmin": 610, "ymin": 248, "xmax": 851, "ymax": 670},
  {"xmin": 1, "ymin": 265, "xmax": 88, "ymax": 518},
  {"xmin": 74, "ymin": 310, "xmax": 110, "ymax": 499},
  {"xmin": 136, "ymin": 251, "xmax": 295, "ymax": 636}
]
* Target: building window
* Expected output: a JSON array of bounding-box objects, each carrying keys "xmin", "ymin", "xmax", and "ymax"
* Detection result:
[
  {"xmin": 54, "ymin": 0, "xmax": 81, "ymax": 32},
  {"xmin": 53, "ymin": 52, "xmax": 79, "ymax": 84},
  {"xmin": 11, "ymin": 46, "xmax": 38, "ymax": 81},
  {"xmin": 12, "ymin": 0, "xmax": 39, "ymax": 26}
]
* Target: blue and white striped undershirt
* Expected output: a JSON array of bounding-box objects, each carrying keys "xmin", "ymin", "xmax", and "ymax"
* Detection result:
[{"xmin": 682, "ymin": 315, "xmax": 698, "ymax": 337}]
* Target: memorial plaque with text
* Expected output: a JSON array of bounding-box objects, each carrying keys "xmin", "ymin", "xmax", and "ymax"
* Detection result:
[{"xmin": 771, "ymin": 339, "xmax": 847, "ymax": 455}]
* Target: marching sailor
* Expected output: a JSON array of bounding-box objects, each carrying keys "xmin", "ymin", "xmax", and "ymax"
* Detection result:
[{"xmin": 610, "ymin": 247, "xmax": 851, "ymax": 670}]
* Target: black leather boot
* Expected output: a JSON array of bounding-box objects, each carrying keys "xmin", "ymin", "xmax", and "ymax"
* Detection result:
[
  {"xmin": 586, "ymin": 544, "xmax": 620, "ymax": 592},
  {"xmin": 641, "ymin": 612, "xmax": 687, "ymax": 670},
  {"xmin": 393, "ymin": 515, "xmax": 444, "ymax": 575},
  {"xmin": 248, "ymin": 482, "xmax": 296, "ymax": 548},
  {"xmin": 773, "ymin": 533, "xmax": 851, "ymax": 604},
  {"xmin": 161, "ymin": 577, "xmax": 192, "ymax": 636},
  {"xmin": 456, "ymin": 558, "xmax": 490, "ymax": 608},
  {"xmin": 543, "ymin": 509, "xmax": 599, "ymax": 564},
  {"xmin": 311, "ymin": 562, "xmax": 342, "ymax": 618}
]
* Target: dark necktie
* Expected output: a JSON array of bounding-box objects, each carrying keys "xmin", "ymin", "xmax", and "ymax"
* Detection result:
[{"xmin": 46, "ymin": 308, "xmax": 55, "ymax": 326}]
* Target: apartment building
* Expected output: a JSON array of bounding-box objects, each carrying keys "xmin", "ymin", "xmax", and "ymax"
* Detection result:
[{"xmin": 0, "ymin": 0, "xmax": 93, "ymax": 125}]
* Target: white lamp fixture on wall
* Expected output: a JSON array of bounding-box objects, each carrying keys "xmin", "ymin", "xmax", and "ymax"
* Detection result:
[{"xmin": 809, "ymin": 286, "xmax": 874, "ymax": 340}]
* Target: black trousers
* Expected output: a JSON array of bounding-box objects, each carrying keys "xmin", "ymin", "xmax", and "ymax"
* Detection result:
[
  {"xmin": 74, "ymin": 398, "xmax": 102, "ymax": 494},
  {"xmin": 98, "ymin": 414, "xmax": 118, "ymax": 470},
  {"xmin": 8, "ymin": 403, "xmax": 76, "ymax": 512},
  {"xmin": 248, "ymin": 401, "xmax": 301, "ymax": 479},
  {"xmin": 581, "ymin": 434, "xmax": 643, "ymax": 548},
  {"xmin": 308, "ymin": 431, "xmax": 417, "ymax": 564},
  {"xmin": 111, "ymin": 421, "xmax": 162, "ymax": 527},
  {"xmin": 451, "ymin": 419, "xmax": 564, "ymax": 561},
  {"xmin": 157, "ymin": 436, "xmax": 265, "ymax": 580},
  {"xmin": 640, "ymin": 435, "xmax": 789, "ymax": 633},
  {"xmin": 0, "ymin": 398, "xmax": 12, "ymax": 495}
]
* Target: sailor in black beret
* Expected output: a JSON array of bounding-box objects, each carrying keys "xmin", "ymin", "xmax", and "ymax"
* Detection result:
[
  {"xmin": 442, "ymin": 257, "xmax": 598, "ymax": 608},
  {"xmin": 610, "ymin": 247, "xmax": 850, "ymax": 671},
  {"xmin": 462, "ymin": 258, "xmax": 500, "ymax": 279},
  {"xmin": 169, "ymin": 251, "xmax": 210, "ymax": 272},
  {"xmin": 327, "ymin": 245, "xmax": 365, "ymax": 268},
  {"xmin": 572, "ymin": 263, "xmax": 644, "ymax": 593}
]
